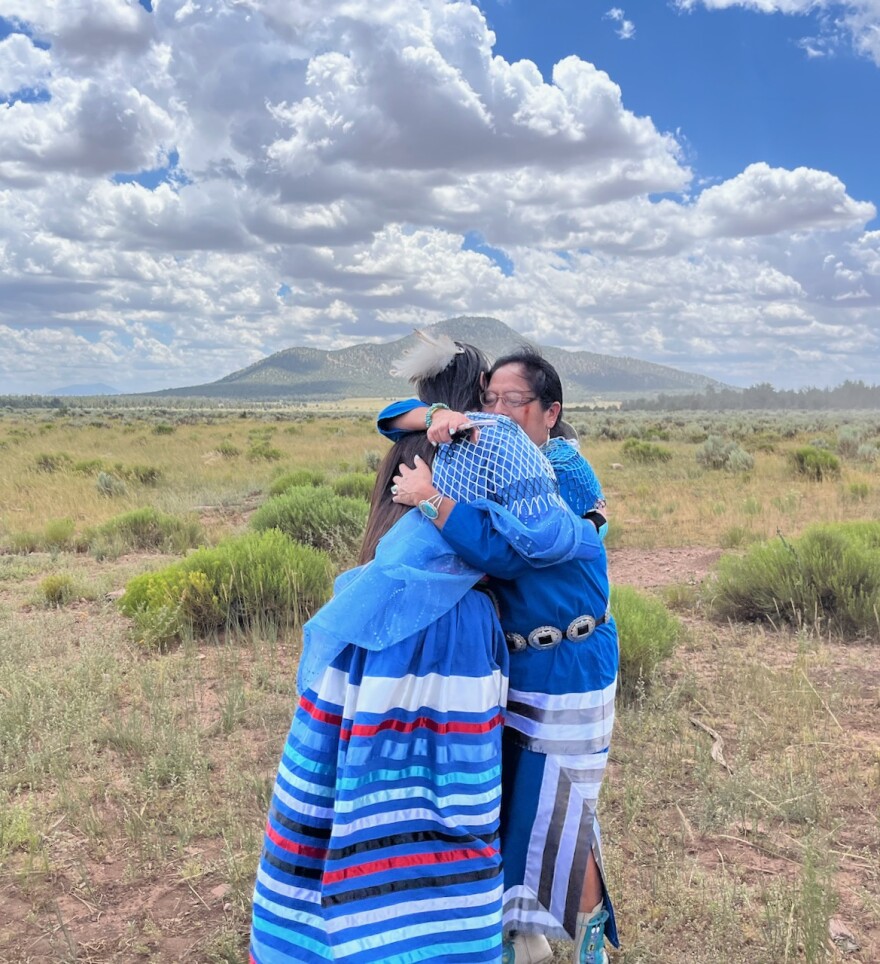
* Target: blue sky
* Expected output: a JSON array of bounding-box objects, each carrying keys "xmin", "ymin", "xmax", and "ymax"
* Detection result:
[
  {"xmin": 0, "ymin": 1, "xmax": 879, "ymax": 393},
  {"xmin": 482, "ymin": 2, "xmax": 880, "ymax": 216}
]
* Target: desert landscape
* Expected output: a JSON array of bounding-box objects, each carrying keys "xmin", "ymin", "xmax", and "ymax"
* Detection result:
[{"xmin": 0, "ymin": 402, "xmax": 877, "ymax": 962}]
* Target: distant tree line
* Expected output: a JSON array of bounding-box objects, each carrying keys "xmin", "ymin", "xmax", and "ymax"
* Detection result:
[
  {"xmin": 0, "ymin": 395, "xmax": 67, "ymax": 410},
  {"xmin": 621, "ymin": 381, "xmax": 880, "ymax": 411}
]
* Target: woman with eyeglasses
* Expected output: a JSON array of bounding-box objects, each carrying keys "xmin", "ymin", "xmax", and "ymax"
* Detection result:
[
  {"xmin": 378, "ymin": 346, "xmax": 618, "ymax": 964},
  {"xmin": 380, "ymin": 347, "xmax": 607, "ymax": 536},
  {"xmin": 250, "ymin": 335, "xmax": 606, "ymax": 964}
]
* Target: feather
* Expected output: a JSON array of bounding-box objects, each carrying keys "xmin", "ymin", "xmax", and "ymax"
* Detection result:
[{"xmin": 390, "ymin": 329, "xmax": 464, "ymax": 383}]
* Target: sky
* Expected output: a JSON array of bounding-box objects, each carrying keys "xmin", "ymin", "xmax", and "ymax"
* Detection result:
[{"xmin": 0, "ymin": 0, "xmax": 879, "ymax": 394}]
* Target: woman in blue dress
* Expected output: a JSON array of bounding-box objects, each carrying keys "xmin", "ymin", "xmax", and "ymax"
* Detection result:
[
  {"xmin": 381, "ymin": 344, "xmax": 618, "ymax": 964},
  {"xmin": 249, "ymin": 337, "xmax": 602, "ymax": 964}
]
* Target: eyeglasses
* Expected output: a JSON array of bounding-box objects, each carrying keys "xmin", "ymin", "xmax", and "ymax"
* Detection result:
[{"xmin": 479, "ymin": 390, "xmax": 537, "ymax": 409}]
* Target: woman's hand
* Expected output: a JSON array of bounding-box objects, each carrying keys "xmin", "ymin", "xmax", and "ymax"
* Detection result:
[
  {"xmin": 427, "ymin": 408, "xmax": 481, "ymax": 446},
  {"xmin": 391, "ymin": 454, "xmax": 437, "ymax": 506}
]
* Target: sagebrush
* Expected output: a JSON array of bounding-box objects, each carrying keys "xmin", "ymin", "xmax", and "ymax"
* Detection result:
[
  {"xmin": 706, "ymin": 521, "xmax": 880, "ymax": 637},
  {"xmin": 250, "ymin": 486, "xmax": 368, "ymax": 556},
  {"xmin": 610, "ymin": 585, "xmax": 682, "ymax": 701},
  {"xmin": 118, "ymin": 529, "xmax": 334, "ymax": 648}
]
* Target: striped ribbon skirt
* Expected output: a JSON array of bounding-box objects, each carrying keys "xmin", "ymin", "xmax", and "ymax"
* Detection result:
[
  {"xmin": 500, "ymin": 677, "xmax": 619, "ymax": 947},
  {"xmin": 250, "ymin": 589, "xmax": 509, "ymax": 963}
]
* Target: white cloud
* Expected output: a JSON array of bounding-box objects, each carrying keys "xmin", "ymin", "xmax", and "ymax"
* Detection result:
[
  {"xmin": 0, "ymin": 0, "xmax": 154, "ymax": 60},
  {"xmin": 0, "ymin": 0, "xmax": 876, "ymax": 392},
  {"xmin": 605, "ymin": 7, "xmax": 636, "ymax": 39},
  {"xmin": 0, "ymin": 77, "xmax": 177, "ymax": 180},
  {"xmin": 0, "ymin": 32, "xmax": 52, "ymax": 98},
  {"xmin": 692, "ymin": 163, "xmax": 875, "ymax": 237}
]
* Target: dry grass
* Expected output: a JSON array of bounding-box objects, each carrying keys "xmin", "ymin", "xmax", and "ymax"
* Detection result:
[
  {"xmin": 0, "ymin": 410, "xmax": 380, "ymax": 539},
  {"xmin": 1, "ymin": 405, "xmax": 878, "ymax": 962},
  {"xmin": 591, "ymin": 444, "xmax": 880, "ymax": 550}
]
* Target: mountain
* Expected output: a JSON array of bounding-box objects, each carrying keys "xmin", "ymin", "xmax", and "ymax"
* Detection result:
[
  {"xmin": 151, "ymin": 317, "xmax": 730, "ymax": 401},
  {"xmin": 49, "ymin": 383, "xmax": 120, "ymax": 396}
]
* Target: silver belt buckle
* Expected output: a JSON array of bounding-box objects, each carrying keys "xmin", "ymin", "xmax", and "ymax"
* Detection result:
[
  {"xmin": 527, "ymin": 625, "xmax": 563, "ymax": 650},
  {"xmin": 566, "ymin": 614, "xmax": 597, "ymax": 642},
  {"xmin": 505, "ymin": 632, "xmax": 528, "ymax": 653}
]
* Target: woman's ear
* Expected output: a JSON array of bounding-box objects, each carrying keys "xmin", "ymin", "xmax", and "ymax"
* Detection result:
[
  {"xmin": 546, "ymin": 401, "xmax": 562, "ymax": 427},
  {"xmin": 479, "ymin": 371, "xmax": 488, "ymax": 390}
]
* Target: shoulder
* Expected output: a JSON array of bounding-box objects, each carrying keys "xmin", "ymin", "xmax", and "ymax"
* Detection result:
[{"xmin": 542, "ymin": 436, "xmax": 583, "ymax": 467}]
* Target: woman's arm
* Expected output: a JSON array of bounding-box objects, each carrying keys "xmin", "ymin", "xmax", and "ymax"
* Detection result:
[
  {"xmin": 377, "ymin": 398, "xmax": 425, "ymax": 441},
  {"xmin": 391, "ymin": 454, "xmax": 456, "ymax": 528},
  {"xmin": 377, "ymin": 399, "xmax": 477, "ymax": 445},
  {"xmin": 391, "ymin": 456, "xmax": 602, "ymax": 579}
]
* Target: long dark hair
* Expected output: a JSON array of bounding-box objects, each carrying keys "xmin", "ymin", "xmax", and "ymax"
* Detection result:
[
  {"xmin": 488, "ymin": 344, "xmax": 565, "ymax": 436},
  {"xmin": 358, "ymin": 341, "xmax": 490, "ymax": 564}
]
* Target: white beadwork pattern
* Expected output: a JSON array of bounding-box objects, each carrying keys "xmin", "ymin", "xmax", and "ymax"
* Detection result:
[{"xmin": 433, "ymin": 414, "xmax": 562, "ymax": 520}]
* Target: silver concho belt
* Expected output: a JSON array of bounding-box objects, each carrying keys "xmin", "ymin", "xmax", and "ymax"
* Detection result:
[{"xmin": 505, "ymin": 609, "xmax": 611, "ymax": 653}]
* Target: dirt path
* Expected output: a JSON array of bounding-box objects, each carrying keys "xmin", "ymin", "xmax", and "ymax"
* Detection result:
[{"xmin": 608, "ymin": 546, "xmax": 722, "ymax": 590}]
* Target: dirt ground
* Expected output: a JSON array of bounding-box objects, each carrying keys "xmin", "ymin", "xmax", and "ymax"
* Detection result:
[
  {"xmin": 607, "ymin": 545, "xmax": 723, "ymax": 590},
  {"xmin": 3, "ymin": 546, "xmax": 876, "ymax": 963}
]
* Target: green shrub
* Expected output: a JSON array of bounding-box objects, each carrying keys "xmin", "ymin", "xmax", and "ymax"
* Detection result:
[
  {"xmin": 216, "ymin": 441, "xmax": 240, "ymax": 458},
  {"xmin": 268, "ymin": 470, "xmax": 326, "ymax": 496},
  {"xmin": 96, "ymin": 471, "xmax": 127, "ymax": 497},
  {"xmin": 621, "ymin": 438, "xmax": 673, "ymax": 464},
  {"xmin": 857, "ymin": 443, "xmax": 878, "ymax": 464},
  {"xmin": 8, "ymin": 531, "xmax": 40, "ymax": 554},
  {"xmin": 86, "ymin": 508, "xmax": 204, "ymax": 557},
  {"xmin": 153, "ymin": 423, "xmax": 175, "ymax": 435},
  {"xmin": 771, "ymin": 490, "xmax": 802, "ymax": 514},
  {"xmin": 364, "ymin": 450, "xmax": 382, "ymax": 472},
  {"xmin": 726, "ymin": 446, "xmax": 755, "ymax": 473},
  {"xmin": 332, "ymin": 473, "xmax": 376, "ymax": 501},
  {"xmin": 836, "ymin": 426, "xmax": 863, "ymax": 459},
  {"xmin": 749, "ymin": 430, "xmax": 779, "ymax": 453},
  {"xmin": 43, "ymin": 518, "xmax": 75, "ymax": 551},
  {"xmin": 248, "ymin": 442, "xmax": 283, "ymax": 462},
  {"xmin": 611, "ymin": 585, "xmax": 681, "ymax": 702},
  {"xmin": 661, "ymin": 582, "xmax": 699, "ymax": 612},
  {"xmin": 72, "ymin": 458, "xmax": 105, "ymax": 475},
  {"xmin": 34, "ymin": 452, "xmax": 72, "ymax": 473},
  {"xmin": 696, "ymin": 435, "xmax": 754, "ymax": 472},
  {"xmin": 250, "ymin": 486, "xmax": 368, "ymax": 556},
  {"xmin": 790, "ymin": 447, "xmax": 841, "ymax": 481},
  {"xmin": 118, "ymin": 529, "xmax": 333, "ymax": 648},
  {"xmin": 706, "ymin": 522, "xmax": 880, "ymax": 637},
  {"xmin": 0, "ymin": 804, "xmax": 41, "ymax": 858},
  {"xmin": 38, "ymin": 573, "xmax": 78, "ymax": 607},
  {"xmin": 7, "ymin": 519, "xmax": 76, "ymax": 554},
  {"xmin": 128, "ymin": 464, "xmax": 163, "ymax": 486},
  {"xmin": 720, "ymin": 525, "xmax": 759, "ymax": 549},
  {"xmin": 847, "ymin": 482, "xmax": 869, "ymax": 502}
]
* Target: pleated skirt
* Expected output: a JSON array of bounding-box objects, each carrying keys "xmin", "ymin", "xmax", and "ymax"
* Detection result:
[{"xmin": 250, "ymin": 589, "xmax": 509, "ymax": 964}]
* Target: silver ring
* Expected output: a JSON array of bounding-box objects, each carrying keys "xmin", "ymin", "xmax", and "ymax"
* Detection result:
[{"xmin": 390, "ymin": 484, "xmax": 399, "ymax": 494}]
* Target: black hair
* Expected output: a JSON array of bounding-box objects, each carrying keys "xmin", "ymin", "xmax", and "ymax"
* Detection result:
[
  {"xmin": 358, "ymin": 433, "xmax": 434, "ymax": 565},
  {"xmin": 358, "ymin": 341, "xmax": 489, "ymax": 564},
  {"xmin": 488, "ymin": 344, "xmax": 565, "ymax": 433},
  {"xmin": 414, "ymin": 342, "xmax": 489, "ymax": 412}
]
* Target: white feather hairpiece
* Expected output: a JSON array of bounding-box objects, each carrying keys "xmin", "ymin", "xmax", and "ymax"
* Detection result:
[{"xmin": 390, "ymin": 329, "xmax": 465, "ymax": 383}]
